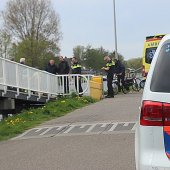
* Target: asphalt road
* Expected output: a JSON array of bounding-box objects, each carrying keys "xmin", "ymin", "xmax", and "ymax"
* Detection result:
[{"xmin": 0, "ymin": 92, "xmax": 142, "ymax": 170}]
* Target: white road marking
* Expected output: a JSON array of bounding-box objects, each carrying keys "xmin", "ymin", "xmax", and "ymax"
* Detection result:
[
  {"xmin": 12, "ymin": 121, "xmax": 138, "ymax": 140},
  {"xmin": 123, "ymin": 122, "xmax": 131, "ymax": 126},
  {"xmin": 85, "ymin": 124, "xmax": 97, "ymax": 133},
  {"xmin": 39, "ymin": 126, "xmax": 64, "ymax": 136},
  {"xmin": 11, "ymin": 128, "xmax": 40, "ymax": 140},
  {"xmin": 101, "ymin": 123, "xmax": 109, "ymax": 128},
  {"xmin": 132, "ymin": 123, "xmax": 137, "ymax": 131},
  {"xmin": 80, "ymin": 125, "xmax": 87, "ymax": 128},
  {"xmin": 35, "ymin": 128, "xmax": 44, "ymax": 132},
  {"xmin": 63, "ymin": 125, "xmax": 76, "ymax": 134},
  {"xmin": 108, "ymin": 123, "xmax": 118, "ymax": 132}
]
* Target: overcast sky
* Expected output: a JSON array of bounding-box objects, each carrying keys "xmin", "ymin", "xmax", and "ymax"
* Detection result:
[{"xmin": 1, "ymin": 0, "xmax": 170, "ymax": 60}]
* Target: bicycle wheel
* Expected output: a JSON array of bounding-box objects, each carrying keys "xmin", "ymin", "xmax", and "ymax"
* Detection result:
[
  {"xmin": 113, "ymin": 82, "xmax": 118, "ymax": 95},
  {"xmin": 140, "ymin": 79, "xmax": 145, "ymax": 89},
  {"xmin": 132, "ymin": 78, "xmax": 141, "ymax": 91},
  {"xmin": 135, "ymin": 78, "xmax": 141, "ymax": 87},
  {"xmin": 122, "ymin": 85, "xmax": 130, "ymax": 94}
]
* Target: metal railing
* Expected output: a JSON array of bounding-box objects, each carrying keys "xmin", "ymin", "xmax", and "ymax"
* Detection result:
[{"xmin": 0, "ymin": 57, "xmax": 92, "ymax": 101}]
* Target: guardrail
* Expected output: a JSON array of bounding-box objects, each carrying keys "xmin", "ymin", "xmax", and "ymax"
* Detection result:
[{"xmin": 0, "ymin": 57, "xmax": 92, "ymax": 101}]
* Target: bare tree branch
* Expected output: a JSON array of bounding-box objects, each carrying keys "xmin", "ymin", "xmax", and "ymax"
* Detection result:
[{"xmin": 2, "ymin": 0, "xmax": 61, "ymax": 43}]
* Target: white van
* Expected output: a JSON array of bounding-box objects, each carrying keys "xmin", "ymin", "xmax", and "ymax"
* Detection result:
[{"xmin": 136, "ymin": 34, "xmax": 170, "ymax": 169}]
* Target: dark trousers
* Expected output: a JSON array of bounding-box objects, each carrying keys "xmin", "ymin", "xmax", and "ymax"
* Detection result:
[
  {"xmin": 75, "ymin": 77, "xmax": 83, "ymax": 94},
  {"xmin": 117, "ymin": 72, "xmax": 125, "ymax": 91},
  {"xmin": 60, "ymin": 77, "xmax": 69, "ymax": 94},
  {"xmin": 64, "ymin": 77, "xmax": 69, "ymax": 94},
  {"xmin": 107, "ymin": 74, "xmax": 114, "ymax": 96}
]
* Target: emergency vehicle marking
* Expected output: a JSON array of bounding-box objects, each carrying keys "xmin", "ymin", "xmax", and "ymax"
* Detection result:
[
  {"xmin": 147, "ymin": 42, "xmax": 159, "ymax": 47},
  {"xmin": 164, "ymin": 126, "xmax": 170, "ymax": 157}
]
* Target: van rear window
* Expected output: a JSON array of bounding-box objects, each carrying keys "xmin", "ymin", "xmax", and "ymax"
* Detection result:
[
  {"xmin": 151, "ymin": 42, "xmax": 170, "ymax": 92},
  {"xmin": 145, "ymin": 47, "xmax": 157, "ymax": 64}
]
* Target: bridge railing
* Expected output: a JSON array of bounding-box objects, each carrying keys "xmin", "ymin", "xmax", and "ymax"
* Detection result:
[{"xmin": 0, "ymin": 57, "xmax": 92, "ymax": 101}]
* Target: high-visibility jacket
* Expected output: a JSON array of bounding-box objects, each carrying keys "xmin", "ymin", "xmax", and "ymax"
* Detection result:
[
  {"xmin": 71, "ymin": 62, "xmax": 82, "ymax": 74},
  {"xmin": 105, "ymin": 60, "xmax": 115, "ymax": 74},
  {"xmin": 115, "ymin": 60, "xmax": 125, "ymax": 74}
]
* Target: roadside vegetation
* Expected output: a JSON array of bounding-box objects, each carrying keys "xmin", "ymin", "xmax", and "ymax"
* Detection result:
[{"xmin": 0, "ymin": 96, "xmax": 96, "ymax": 141}]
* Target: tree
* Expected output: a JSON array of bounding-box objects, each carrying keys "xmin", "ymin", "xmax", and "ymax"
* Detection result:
[
  {"xmin": 2, "ymin": 0, "xmax": 61, "ymax": 67},
  {"xmin": 73, "ymin": 45, "xmax": 85, "ymax": 61},
  {"xmin": 83, "ymin": 46, "xmax": 109, "ymax": 71},
  {"xmin": 0, "ymin": 29, "xmax": 12, "ymax": 59},
  {"xmin": 72, "ymin": 45, "xmax": 127, "ymax": 72},
  {"xmin": 126, "ymin": 57, "xmax": 142, "ymax": 70},
  {"xmin": 12, "ymin": 38, "xmax": 60, "ymax": 69}
]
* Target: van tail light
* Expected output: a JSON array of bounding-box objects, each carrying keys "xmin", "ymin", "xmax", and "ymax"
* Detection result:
[
  {"xmin": 163, "ymin": 103, "xmax": 170, "ymax": 126},
  {"xmin": 140, "ymin": 101, "xmax": 170, "ymax": 126},
  {"xmin": 140, "ymin": 101, "xmax": 170, "ymax": 159},
  {"xmin": 140, "ymin": 101, "xmax": 163, "ymax": 126}
]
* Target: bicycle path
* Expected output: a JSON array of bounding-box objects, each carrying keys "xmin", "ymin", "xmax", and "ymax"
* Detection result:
[{"xmin": 0, "ymin": 92, "xmax": 142, "ymax": 170}]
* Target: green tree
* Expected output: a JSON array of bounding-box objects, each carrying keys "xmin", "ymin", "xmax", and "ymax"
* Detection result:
[
  {"xmin": 83, "ymin": 46, "xmax": 109, "ymax": 71},
  {"xmin": 13, "ymin": 38, "xmax": 59, "ymax": 69},
  {"xmin": 73, "ymin": 45, "xmax": 85, "ymax": 61},
  {"xmin": 2, "ymin": 0, "xmax": 61, "ymax": 67},
  {"xmin": 73, "ymin": 46, "xmax": 126, "ymax": 72},
  {"xmin": 0, "ymin": 30, "xmax": 12, "ymax": 59},
  {"xmin": 126, "ymin": 57, "xmax": 142, "ymax": 70}
]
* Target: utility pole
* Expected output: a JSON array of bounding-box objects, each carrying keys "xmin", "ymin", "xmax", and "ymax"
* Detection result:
[{"xmin": 113, "ymin": 0, "xmax": 118, "ymax": 59}]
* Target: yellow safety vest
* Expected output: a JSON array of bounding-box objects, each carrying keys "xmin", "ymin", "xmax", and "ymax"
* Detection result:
[
  {"xmin": 71, "ymin": 64, "xmax": 81, "ymax": 69},
  {"xmin": 106, "ymin": 60, "xmax": 115, "ymax": 69}
]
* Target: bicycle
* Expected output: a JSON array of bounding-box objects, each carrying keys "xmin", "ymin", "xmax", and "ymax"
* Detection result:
[
  {"xmin": 112, "ymin": 76, "xmax": 141, "ymax": 94},
  {"xmin": 139, "ymin": 78, "xmax": 146, "ymax": 89},
  {"xmin": 112, "ymin": 78, "xmax": 119, "ymax": 95},
  {"xmin": 126, "ymin": 70, "xmax": 142, "ymax": 92},
  {"xmin": 122, "ymin": 77, "xmax": 141, "ymax": 94}
]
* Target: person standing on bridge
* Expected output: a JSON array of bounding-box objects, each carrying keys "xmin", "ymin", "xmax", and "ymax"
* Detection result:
[
  {"xmin": 102, "ymin": 56, "xmax": 115, "ymax": 98},
  {"xmin": 20, "ymin": 58, "xmax": 26, "ymax": 65},
  {"xmin": 58, "ymin": 56, "xmax": 70, "ymax": 94},
  {"xmin": 71, "ymin": 57, "xmax": 83, "ymax": 95},
  {"xmin": 45, "ymin": 59, "xmax": 58, "ymax": 74}
]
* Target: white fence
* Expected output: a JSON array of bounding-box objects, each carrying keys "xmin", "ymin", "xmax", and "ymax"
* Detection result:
[{"xmin": 0, "ymin": 57, "xmax": 92, "ymax": 101}]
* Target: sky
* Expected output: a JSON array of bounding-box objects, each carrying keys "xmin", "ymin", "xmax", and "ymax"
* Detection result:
[{"xmin": 0, "ymin": 0, "xmax": 170, "ymax": 60}]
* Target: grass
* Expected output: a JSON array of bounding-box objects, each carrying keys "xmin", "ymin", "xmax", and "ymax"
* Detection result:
[{"xmin": 0, "ymin": 96, "xmax": 96, "ymax": 141}]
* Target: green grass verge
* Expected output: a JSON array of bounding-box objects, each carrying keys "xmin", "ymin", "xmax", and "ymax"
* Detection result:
[{"xmin": 0, "ymin": 96, "xmax": 96, "ymax": 141}]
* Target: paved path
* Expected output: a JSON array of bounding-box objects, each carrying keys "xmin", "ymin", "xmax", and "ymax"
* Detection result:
[{"xmin": 0, "ymin": 92, "xmax": 142, "ymax": 170}]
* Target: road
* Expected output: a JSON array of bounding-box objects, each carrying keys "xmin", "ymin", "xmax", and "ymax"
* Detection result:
[{"xmin": 0, "ymin": 92, "xmax": 141, "ymax": 170}]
